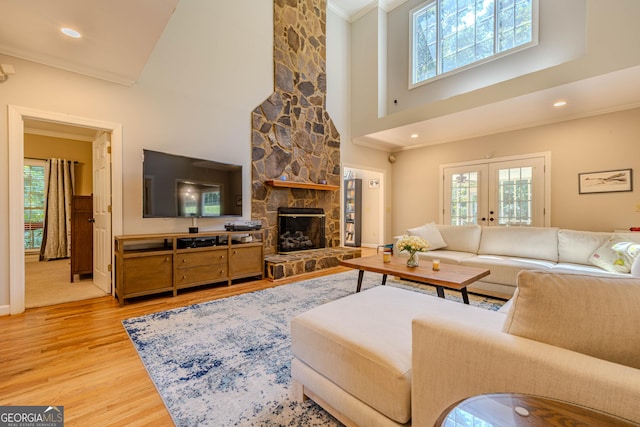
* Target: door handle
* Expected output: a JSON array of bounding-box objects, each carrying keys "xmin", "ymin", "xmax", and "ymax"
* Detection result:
[
  {"xmin": 88, "ymin": 218, "xmax": 95, "ymax": 223},
  {"xmin": 480, "ymin": 217, "xmax": 487, "ymax": 222},
  {"xmin": 489, "ymin": 217, "xmax": 494, "ymax": 222}
]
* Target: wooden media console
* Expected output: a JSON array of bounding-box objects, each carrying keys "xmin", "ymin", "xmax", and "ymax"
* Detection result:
[{"xmin": 114, "ymin": 230, "xmax": 264, "ymax": 305}]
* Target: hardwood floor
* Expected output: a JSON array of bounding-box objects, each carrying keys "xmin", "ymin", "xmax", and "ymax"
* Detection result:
[{"xmin": 0, "ymin": 260, "xmax": 365, "ymax": 426}]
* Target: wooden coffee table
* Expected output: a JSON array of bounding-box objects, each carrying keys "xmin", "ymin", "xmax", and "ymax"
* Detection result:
[
  {"xmin": 339, "ymin": 254, "xmax": 490, "ymax": 304},
  {"xmin": 435, "ymin": 393, "xmax": 640, "ymax": 426}
]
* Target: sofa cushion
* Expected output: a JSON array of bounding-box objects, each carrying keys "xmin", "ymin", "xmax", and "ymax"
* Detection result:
[
  {"xmin": 558, "ymin": 229, "xmax": 612, "ymax": 264},
  {"xmin": 461, "ymin": 255, "xmax": 555, "ymax": 286},
  {"xmin": 407, "ymin": 222, "xmax": 447, "ymax": 250},
  {"xmin": 503, "ymin": 270, "xmax": 640, "ymax": 369},
  {"xmin": 633, "ymin": 256, "xmax": 640, "ymax": 278},
  {"xmin": 552, "ymin": 262, "xmax": 630, "ymax": 278},
  {"xmin": 588, "ymin": 237, "xmax": 640, "ymax": 273},
  {"xmin": 478, "ymin": 226, "xmax": 559, "ymax": 262},
  {"xmin": 614, "ymin": 231, "xmax": 640, "ymax": 243},
  {"xmin": 419, "ymin": 250, "xmax": 476, "ymax": 264},
  {"xmin": 436, "ymin": 224, "xmax": 481, "ymax": 253}
]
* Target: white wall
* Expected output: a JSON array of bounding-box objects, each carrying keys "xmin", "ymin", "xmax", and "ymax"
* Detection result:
[
  {"xmin": 0, "ymin": 1, "xmax": 275, "ymax": 309},
  {"xmin": 352, "ymin": 0, "xmax": 640, "ymax": 138},
  {"xmin": 327, "ymin": 8, "xmax": 394, "ymax": 243},
  {"xmin": 391, "ymin": 108, "xmax": 640, "ymax": 235}
]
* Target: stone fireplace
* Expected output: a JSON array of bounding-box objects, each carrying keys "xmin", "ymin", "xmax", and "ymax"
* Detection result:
[
  {"xmin": 278, "ymin": 207, "xmax": 325, "ymax": 253},
  {"xmin": 251, "ymin": 0, "xmax": 359, "ymax": 279},
  {"xmin": 251, "ymin": 0, "xmax": 342, "ymax": 256}
]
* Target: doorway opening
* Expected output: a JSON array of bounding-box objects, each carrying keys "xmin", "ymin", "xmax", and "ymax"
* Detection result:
[
  {"xmin": 342, "ymin": 165, "xmax": 386, "ymax": 249},
  {"xmin": 23, "ymin": 125, "xmax": 100, "ymax": 307},
  {"xmin": 8, "ymin": 105, "xmax": 123, "ymax": 315}
]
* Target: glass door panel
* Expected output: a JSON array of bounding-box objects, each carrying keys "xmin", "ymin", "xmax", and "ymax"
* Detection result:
[{"xmin": 443, "ymin": 155, "xmax": 546, "ymax": 227}]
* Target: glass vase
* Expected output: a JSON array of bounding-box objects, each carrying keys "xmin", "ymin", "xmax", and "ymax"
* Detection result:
[{"xmin": 407, "ymin": 251, "xmax": 419, "ymax": 267}]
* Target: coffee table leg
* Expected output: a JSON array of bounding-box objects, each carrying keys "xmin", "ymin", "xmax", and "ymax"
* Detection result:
[
  {"xmin": 436, "ymin": 286, "xmax": 445, "ymax": 299},
  {"xmin": 356, "ymin": 270, "xmax": 365, "ymax": 293},
  {"xmin": 381, "ymin": 274, "xmax": 388, "ymax": 286},
  {"xmin": 461, "ymin": 288, "xmax": 470, "ymax": 304}
]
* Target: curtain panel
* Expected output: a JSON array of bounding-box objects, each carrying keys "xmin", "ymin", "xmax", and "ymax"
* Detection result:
[{"xmin": 39, "ymin": 159, "xmax": 75, "ymax": 260}]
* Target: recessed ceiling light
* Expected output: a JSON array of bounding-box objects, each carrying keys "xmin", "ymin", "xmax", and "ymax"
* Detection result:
[
  {"xmin": 61, "ymin": 27, "xmax": 82, "ymax": 39},
  {"xmin": 553, "ymin": 100, "xmax": 567, "ymax": 108},
  {"xmin": 410, "ymin": 134, "xmax": 419, "ymax": 138}
]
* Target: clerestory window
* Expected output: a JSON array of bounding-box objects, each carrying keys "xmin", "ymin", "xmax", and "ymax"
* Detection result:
[{"xmin": 410, "ymin": 0, "xmax": 537, "ymax": 87}]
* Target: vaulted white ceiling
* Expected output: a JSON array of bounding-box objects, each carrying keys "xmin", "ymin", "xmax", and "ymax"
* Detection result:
[
  {"xmin": 0, "ymin": 0, "xmax": 178, "ymax": 86},
  {"xmin": 2, "ymin": 0, "xmax": 639, "ymax": 150}
]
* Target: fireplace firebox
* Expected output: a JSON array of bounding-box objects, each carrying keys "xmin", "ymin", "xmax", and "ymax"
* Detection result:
[{"xmin": 278, "ymin": 207, "xmax": 325, "ymax": 253}]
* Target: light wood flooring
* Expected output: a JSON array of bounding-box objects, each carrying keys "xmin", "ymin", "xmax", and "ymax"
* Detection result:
[{"xmin": 2, "ymin": 248, "xmax": 375, "ymax": 426}]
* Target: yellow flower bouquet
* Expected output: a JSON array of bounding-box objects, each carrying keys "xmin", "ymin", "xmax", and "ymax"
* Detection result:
[{"xmin": 396, "ymin": 235, "xmax": 430, "ymax": 267}]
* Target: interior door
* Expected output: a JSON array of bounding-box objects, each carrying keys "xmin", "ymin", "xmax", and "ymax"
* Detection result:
[{"xmin": 92, "ymin": 132, "xmax": 112, "ymax": 293}]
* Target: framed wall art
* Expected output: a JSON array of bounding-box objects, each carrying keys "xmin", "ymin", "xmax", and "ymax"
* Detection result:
[{"xmin": 578, "ymin": 168, "xmax": 633, "ymax": 194}]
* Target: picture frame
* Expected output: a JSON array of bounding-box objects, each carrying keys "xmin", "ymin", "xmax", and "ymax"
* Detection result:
[{"xmin": 578, "ymin": 168, "xmax": 633, "ymax": 194}]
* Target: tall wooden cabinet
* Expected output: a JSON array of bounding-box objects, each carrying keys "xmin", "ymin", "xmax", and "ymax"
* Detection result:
[
  {"xmin": 114, "ymin": 230, "xmax": 264, "ymax": 305},
  {"xmin": 344, "ymin": 178, "xmax": 362, "ymax": 247},
  {"xmin": 70, "ymin": 195, "xmax": 93, "ymax": 282}
]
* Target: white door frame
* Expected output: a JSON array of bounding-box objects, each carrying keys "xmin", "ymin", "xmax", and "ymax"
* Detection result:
[
  {"xmin": 439, "ymin": 152, "xmax": 551, "ymax": 227},
  {"xmin": 8, "ymin": 105, "xmax": 123, "ymax": 315},
  {"xmin": 341, "ymin": 163, "xmax": 386, "ymax": 248}
]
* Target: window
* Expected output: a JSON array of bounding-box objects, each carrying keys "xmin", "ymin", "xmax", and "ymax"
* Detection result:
[
  {"xmin": 24, "ymin": 159, "xmax": 46, "ymax": 251},
  {"xmin": 411, "ymin": 0, "xmax": 536, "ymax": 87},
  {"xmin": 178, "ymin": 182, "xmax": 222, "ymax": 217},
  {"xmin": 202, "ymin": 189, "xmax": 221, "ymax": 216}
]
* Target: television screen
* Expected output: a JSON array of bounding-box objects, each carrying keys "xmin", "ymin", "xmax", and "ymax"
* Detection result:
[{"xmin": 142, "ymin": 149, "xmax": 243, "ymax": 218}]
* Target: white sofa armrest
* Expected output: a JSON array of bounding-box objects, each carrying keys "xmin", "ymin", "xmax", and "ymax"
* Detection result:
[{"xmin": 412, "ymin": 314, "xmax": 640, "ymax": 426}]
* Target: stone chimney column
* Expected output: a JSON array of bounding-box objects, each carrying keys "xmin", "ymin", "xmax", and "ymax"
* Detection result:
[{"xmin": 251, "ymin": 0, "xmax": 341, "ymax": 255}]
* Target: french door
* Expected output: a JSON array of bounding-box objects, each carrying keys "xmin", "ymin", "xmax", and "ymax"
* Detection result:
[{"xmin": 442, "ymin": 155, "xmax": 548, "ymax": 227}]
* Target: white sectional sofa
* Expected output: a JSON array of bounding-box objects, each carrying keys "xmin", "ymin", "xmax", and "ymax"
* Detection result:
[
  {"xmin": 398, "ymin": 223, "xmax": 640, "ymax": 297},
  {"xmin": 291, "ymin": 271, "xmax": 640, "ymax": 426}
]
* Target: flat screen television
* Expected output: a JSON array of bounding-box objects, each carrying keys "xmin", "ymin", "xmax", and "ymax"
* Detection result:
[{"xmin": 142, "ymin": 149, "xmax": 243, "ymax": 218}]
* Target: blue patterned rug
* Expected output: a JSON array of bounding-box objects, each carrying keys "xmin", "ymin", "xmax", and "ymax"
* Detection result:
[{"xmin": 122, "ymin": 270, "xmax": 504, "ymax": 426}]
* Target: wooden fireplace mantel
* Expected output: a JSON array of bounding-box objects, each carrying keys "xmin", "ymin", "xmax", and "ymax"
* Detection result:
[{"xmin": 265, "ymin": 180, "xmax": 340, "ymax": 191}]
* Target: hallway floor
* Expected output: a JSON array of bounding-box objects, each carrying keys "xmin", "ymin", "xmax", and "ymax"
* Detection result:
[{"xmin": 25, "ymin": 258, "xmax": 107, "ymax": 308}]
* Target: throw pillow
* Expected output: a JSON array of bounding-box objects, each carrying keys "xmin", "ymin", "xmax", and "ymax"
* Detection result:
[
  {"xmin": 503, "ymin": 270, "xmax": 640, "ymax": 369},
  {"xmin": 588, "ymin": 238, "xmax": 640, "ymax": 273},
  {"xmin": 406, "ymin": 222, "xmax": 447, "ymax": 250}
]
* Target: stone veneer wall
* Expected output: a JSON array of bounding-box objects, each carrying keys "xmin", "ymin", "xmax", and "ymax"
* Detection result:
[{"xmin": 251, "ymin": 0, "xmax": 341, "ymax": 255}]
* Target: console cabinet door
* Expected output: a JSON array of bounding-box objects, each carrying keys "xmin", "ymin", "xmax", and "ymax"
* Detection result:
[
  {"xmin": 229, "ymin": 245, "xmax": 263, "ymax": 278},
  {"xmin": 122, "ymin": 254, "xmax": 173, "ymax": 295}
]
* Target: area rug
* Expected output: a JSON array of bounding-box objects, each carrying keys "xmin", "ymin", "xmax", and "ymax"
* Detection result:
[{"xmin": 122, "ymin": 270, "xmax": 505, "ymax": 426}]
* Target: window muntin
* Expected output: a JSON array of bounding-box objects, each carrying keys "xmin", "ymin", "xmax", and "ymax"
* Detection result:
[{"xmin": 411, "ymin": 0, "xmax": 535, "ymax": 87}]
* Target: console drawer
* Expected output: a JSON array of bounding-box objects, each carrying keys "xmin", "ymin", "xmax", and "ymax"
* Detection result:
[
  {"xmin": 176, "ymin": 249, "xmax": 227, "ymax": 269},
  {"xmin": 176, "ymin": 264, "xmax": 228, "ymax": 288}
]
